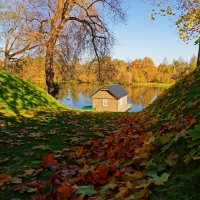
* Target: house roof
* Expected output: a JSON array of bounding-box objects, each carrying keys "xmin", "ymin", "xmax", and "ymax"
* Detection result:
[{"xmin": 91, "ymin": 84, "xmax": 128, "ymax": 99}]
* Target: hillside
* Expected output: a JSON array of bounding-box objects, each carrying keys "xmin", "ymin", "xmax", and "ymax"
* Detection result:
[
  {"xmin": 146, "ymin": 68, "xmax": 200, "ymax": 199},
  {"xmin": 147, "ymin": 67, "xmax": 200, "ymax": 121},
  {"xmin": 0, "ymin": 70, "xmax": 64, "ymax": 117},
  {"xmin": 0, "ymin": 69, "xmax": 199, "ymax": 199}
]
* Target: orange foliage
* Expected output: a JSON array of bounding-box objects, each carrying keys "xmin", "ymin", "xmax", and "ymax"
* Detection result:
[
  {"xmin": 76, "ymin": 146, "xmax": 87, "ymax": 158},
  {"xmin": 57, "ymin": 185, "xmax": 74, "ymax": 200},
  {"xmin": 88, "ymin": 164, "xmax": 109, "ymax": 185},
  {"xmin": 0, "ymin": 173, "xmax": 11, "ymax": 187},
  {"xmin": 42, "ymin": 154, "xmax": 58, "ymax": 166}
]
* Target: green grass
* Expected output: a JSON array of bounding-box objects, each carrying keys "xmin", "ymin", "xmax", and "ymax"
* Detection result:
[
  {"xmin": 147, "ymin": 68, "xmax": 200, "ymax": 120},
  {"xmin": 148, "ymin": 127, "xmax": 200, "ymax": 200},
  {"xmin": 150, "ymin": 160, "xmax": 200, "ymax": 200},
  {"xmin": 146, "ymin": 68, "xmax": 200, "ymax": 200},
  {"xmin": 0, "ymin": 70, "xmax": 64, "ymax": 117}
]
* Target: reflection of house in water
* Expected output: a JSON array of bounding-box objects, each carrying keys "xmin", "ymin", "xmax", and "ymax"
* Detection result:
[{"xmin": 91, "ymin": 84, "xmax": 132, "ymax": 112}]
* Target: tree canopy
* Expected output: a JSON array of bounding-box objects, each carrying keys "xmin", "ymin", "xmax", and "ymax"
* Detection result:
[{"xmin": 150, "ymin": 0, "xmax": 200, "ymax": 66}]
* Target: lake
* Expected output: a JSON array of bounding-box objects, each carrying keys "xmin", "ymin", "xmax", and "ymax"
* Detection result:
[{"xmin": 57, "ymin": 83, "xmax": 166, "ymax": 112}]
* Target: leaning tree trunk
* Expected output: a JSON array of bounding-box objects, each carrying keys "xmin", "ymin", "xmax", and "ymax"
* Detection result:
[
  {"xmin": 45, "ymin": 40, "xmax": 59, "ymax": 98},
  {"xmin": 3, "ymin": 52, "xmax": 11, "ymax": 70}
]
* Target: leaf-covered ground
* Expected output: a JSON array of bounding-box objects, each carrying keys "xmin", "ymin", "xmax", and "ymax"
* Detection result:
[{"xmin": 0, "ymin": 69, "xmax": 200, "ymax": 199}]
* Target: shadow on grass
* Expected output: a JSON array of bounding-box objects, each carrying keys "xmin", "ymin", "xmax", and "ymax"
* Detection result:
[{"xmin": 0, "ymin": 71, "xmax": 62, "ymax": 117}]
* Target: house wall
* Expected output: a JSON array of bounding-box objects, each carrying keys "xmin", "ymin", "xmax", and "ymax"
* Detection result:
[
  {"xmin": 118, "ymin": 95, "xmax": 128, "ymax": 111},
  {"xmin": 92, "ymin": 90, "xmax": 118, "ymax": 111},
  {"xmin": 92, "ymin": 90, "xmax": 114, "ymax": 99}
]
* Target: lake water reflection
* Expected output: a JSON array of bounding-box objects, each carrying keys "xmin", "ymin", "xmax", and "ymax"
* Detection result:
[{"xmin": 57, "ymin": 83, "xmax": 166, "ymax": 112}]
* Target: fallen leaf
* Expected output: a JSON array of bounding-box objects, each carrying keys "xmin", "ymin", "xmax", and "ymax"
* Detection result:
[
  {"xmin": 88, "ymin": 164, "xmax": 109, "ymax": 185},
  {"xmin": 150, "ymin": 173, "xmax": 170, "ymax": 186},
  {"xmin": 0, "ymin": 173, "xmax": 11, "ymax": 187},
  {"xmin": 73, "ymin": 185, "xmax": 96, "ymax": 196},
  {"xmin": 11, "ymin": 177, "xmax": 22, "ymax": 184},
  {"xmin": 165, "ymin": 152, "xmax": 179, "ymax": 167},
  {"xmin": 57, "ymin": 185, "xmax": 74, "ymax": 200},
  {"xmin": 27, "ymin": 187, "xmax": 37, "ymax": 193},
  {"xmin": 135, "ymin": 179, "xmax": 151, "ymax": 189},
  {"xmin": 107, "ymin": 148, "xmax": 116, "ymax": 159},
  {"xmin": 33, "ymin": 145, "xmax": 51, "ymax": 150},
  {"xmin": 76, "ymin": 146, "xmax": 87, "ymax": 158},
  {"xmin": 24, "ymin": 169, "xmax": 35, "ymax": 176},
  {"xmin": 15, "ymin": 185, "xmax": 28, "ymax": 194},
  {"xmin": 100, "ymin": 182, "xmax": 117, "ymax": 197},
  {"xmin": 126, "ymin": 181, "xmax": 135, "ymax": 190},
  {"xmin": 28, "ymin": 133, "xmax": 42, "ymax": 138},
  {"xmin": 23, "ymin": 152, "xmax": 34, "ymax": 157},
  {"xmin": 94, "ymin": 132, "xmax": 105, "ymax": 137},
  {"xmin": 42, "ymin": 154, "xmax": 58, "ymax": 166},
  {"xmin": 115, "ymin": 187, "xmax": 129, "ymax": 199},
  {"xmin": 184, "ymin": 155, "xmax": 192, "ymax": 165},
  {"xmin": 26, "ymin": 180, "xmax": 37, "ymax": 188},
  {"xmin": 32, "ymin": 168, "xmax": 44, "ymax": 177}
]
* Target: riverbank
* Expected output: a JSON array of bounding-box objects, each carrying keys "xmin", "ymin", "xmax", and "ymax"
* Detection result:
[{"xmin": 16, "ymin": 76, "xmax": 173, "ymax": 90}]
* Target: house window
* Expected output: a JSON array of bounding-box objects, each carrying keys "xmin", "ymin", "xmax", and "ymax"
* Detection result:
[{"xmin": 103, "ymin": 99, "xmax": 108, "ymax": 107}]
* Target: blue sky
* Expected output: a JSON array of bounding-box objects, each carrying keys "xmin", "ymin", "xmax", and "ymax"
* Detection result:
[{"xmin": 111, "ymin": 1, "xmax": 198, "ymax": 65}]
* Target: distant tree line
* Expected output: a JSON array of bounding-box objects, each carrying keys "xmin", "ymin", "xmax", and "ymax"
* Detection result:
[{"xmin": 0, "ymin": 55, "xmax": 197, "ymax": 85}]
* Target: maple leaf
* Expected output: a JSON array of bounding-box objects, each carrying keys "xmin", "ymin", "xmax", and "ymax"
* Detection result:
[
  {"xmin": 10, "ymin": 177, "xmax": 22, "ymax": 184},
  {"xmin": 184, "ymin": 155, "xmax": 192, "ymax": 165},
  {"xmin": 32, "ymin": 168, "xmax": 44, "ymax": 177},
  {"xmin": 76, "ymin": 146, "xmax": 87, "ymax": 158},
  {"xmin": 15, "ymin": 185, "xmax": 28, "ymax": 194},
  {"xmin": 42, "ymin": 153, "xmax": 58, "ymax": 166},
  {"xmin": 125, "ymin": 171, "xmax": 144, "ymax": 181},
  {"xmin": 57, "ymin": 185, "xmax": 74, "ymax": 200},
  {"xmin": 33, "ymin": 145, "xmax": 51, "ymax": 150},
  {"xmin": 114, "ymin": 169, "xmax": 122, "ymax": 178},
  {"xmin": 0, "ymin": 173, "xmax": 11, "ymax": 187},
  {"xmin": 107, "ymin": 148, "xmax": 116, "ymax": 159},
  {"xmin": 87, "ymin": 164, "xmax": 109, "ymax": 185},
  {"xmin": 126, "ymin": 189, "xmax": 150, "ymax": 200},
  {"xmin": 165, "ymin": 152, "xmax": 179, "ymax": 167},
  {"xmin": 149, "ymin": 173, "xmax": 170, "ymax": 186},
  {"xmin": 26, "ymin": 180, "xmax": 38, "ymax": 188},
  {"xmin": 27, "ymin": 188, "xmax": 37, "ymax": 193},
  {"xmin": 115, "ymin": 187, "xmax": 130, "ymax": 199},
  {"xmin": 73, "ymin": 185, "xmax": 96, "ymax": 196},
  {"xmin": 24, "ymin": 169, "xmax": 35, "ymax": 176},
  {"xmin": 100, "ymin": 182, "xmax": 117, "ymax": 197},
  {"xmin": 94, "ymin": 164, "xmax": 109, "ymax": 178}
]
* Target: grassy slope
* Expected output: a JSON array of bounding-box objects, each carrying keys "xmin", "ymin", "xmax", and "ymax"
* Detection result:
[
  {"xmin": 147, "ymin": 68, "xmax": 200, "ymax": 121},
  {"xmin": 146, "ymin": 68, "xmax": 200, "ymax": 200},
  {"xmin": 0, "ymin": 70, "xmax": 64, "ymax": 117}
]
